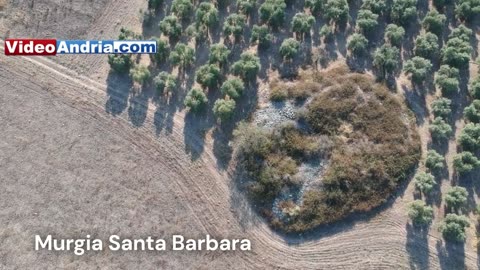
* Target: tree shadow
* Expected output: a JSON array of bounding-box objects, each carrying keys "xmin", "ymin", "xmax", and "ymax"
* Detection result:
[
  {"xmin": 402, "ymin": 84, "xmax": 429, "ymax": 126},
  {"xmin": 105, "ymin": 71, "xmax": 133, "ymax": 116},
  {"xmin": 406, "ymin": 223, "xmax": 430, "ymax": 270},
  {"xmin": 127, "ymin": 87, "xmax": 149, "ymax": 127},
  {"xmin": 436, "ymin": 240, "xmax": 466, "ymax": 270}
]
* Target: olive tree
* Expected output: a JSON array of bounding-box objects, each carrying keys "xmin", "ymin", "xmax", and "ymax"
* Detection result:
[
  {"xmin": 414, "ymin": 172, "xmax": 436, "ymax": 195},
  {"xmin": 361, "ymin": 0, "xmax": 387, "ymax": 14},
  {"xmin": 223, "ymin": 13, "xmax": 247, "ymax": 41},
  {"xmin": 291, "ymin": 13, "xmax": 315, "ymax": 39},
  {"xmin": 429, "ymin": 117, "xmax": 452, "ymax": 141},
  {"xmin": 154, "ymin": 72, "xmax": 176, "ymax": 94},
  {"xmin": 250, "ymin": 25, "xmax": 273, "ymax": 48},
  {"xmin": 195, "ymin": 64, "xmax": 222, "ymax": 89},
  {"xmin": 431, "ymin": 97, "xmax": 452, "ymax": 118},
  {"xmin": 159, "ymin": 15, "xmax": 182, "ymax": 40},
  {"xmin": 414, "ymin": 32, "xmax": 439, "ymax": 60},
  {"xmin": 408, "ymin": 200, "xmax": 434, "ymax": 225},
  {"xmin": 453, "ymin": 151, "xmax": 480, "ymax": 174},
  {"xmin": 384, "ymin": 24, "xmax": 405, "ymax": 47},
  {"xmin": 450, "ymin": 24, "xmax": 473, "ymax": 42},
  {"xmin": 439, "ymin": 214, "xmax": 470, "ymax": 242},
  {"xmin": 171, "ymin": 0, "xmax": 193, "ymax": 20},
  {"xmin": 471, "ymin": 77, "xmax": 480, "ymax": 99},
  {"xmin": 108, "ymin": 54, "xmax": 131, "ymax": 73},
  {"xmin": 259, "ymin": 0, "xmax": 287, "ymax": 28},
  {"xmin": 347, "ymin": 33, "xmax": 368, "ymax": 56},
  {"xmin": 373, "ymin": 44, "xmax": 400, "ymax": 78},
  {"xmin": 435, "ymin": 65, "xmax": 459, "ymax": 95},
  {"xmin": 213, "ymin": 98, "xmax": 236, "ymax": 121},
  {"xmin": 221, "ymin": 78, "xmax": 245, "ymax": 99},
  {"xmin": 464, "ymin": 100, "xmax": 480, "ymax": 123},
  {"xmin": 422, "ymin": 9, "xmax": 446, "ymax": 36},
  {"xmin": 237, "ymin": 0, "xmax": 256, "ymax": 15},
  {"xmin": 279, "ymin": 38, "xmax": 300, "ymax": 60},
  {"xmin": 445, "ymin": 186, "xmax": 468, "ymax": 211},
  {"xmin": 209, "ymin": 43, "xmax": 231, "ymax": 67},
  {"xmin": 170, "ymin": 43, "xmax": 195, "ymax": 71},
  {"xmin": 323, "ymin": 0, "xmax": 349, "ymax": 24},
  {"xmin": 456, "ymin": 0, "xmax": 480, "ymax": 21},
  {"xmin": 151, "ymin": 38, "xmax": 170, "ymax": 64},
  {"xmin": 442, "ymin": 37, "xmax": 472, "ymax": 68},
  {"xmin": 129, "ymin": 64, "xmax": 151, "ymax": 84},
  {"xmin": 403, "ymin": 56, "xmax": 433, "ymax": 84},
  {"xmin": 459, "ymin": 123, "xmax": 480, "ymax": 150},
  {"xmin": 356, "ymin": 9, "xmax": 379, "ymax": 34},
  {"xmin": 426, "ymin": 149, "xmax": 445, "ymax": 171},
  {"xmin": 305, "ymin": 0, "xmax": 323, "ymax": 14},
  {"xmin": 196, "ymin": 2, "xmax": 219, "ymax": 31},
  {"xmin": 231, "ymin": 52, "xmax": 261, "ymax": 81},
  {"xmin": 391, "ymin": 0, "xmax": 417, "ymax": 24},
  {"xmin": 184, "ymin": 88, "xmax": 208, "ymax": 112}
]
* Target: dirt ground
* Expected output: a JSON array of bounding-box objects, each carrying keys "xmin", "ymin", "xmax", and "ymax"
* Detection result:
[{"xmin": 0, "ymin": 0, "xmax": 478, "ymax": 269}]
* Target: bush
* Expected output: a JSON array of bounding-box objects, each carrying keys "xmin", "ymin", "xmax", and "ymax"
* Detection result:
[
  {"xmin": 231, "ymin": 52, "xmax": 261, "ymax": 81},
  {"xmin": 408, "ymin": 200, "xmax": 434, "ymax": 225},
  {"xmin": 213, "ymin": 98, "xmax": 236, "ymax": 121},
  {"xmin": 464, "ymin": 100, "xmax": 480, "ymax": 123},
  {"xmin": 414, "ymin": 172, "xmax": 436, "ymax": 195},
  {"xmin": 347, "ymin": 33, "xmax": 368, "ymax": 56},
  {"xmin": 414, "ymin": 32, "xmax": 439, "ymax": 60},
  {"xmin": 223, "ymin": 13, "xmax": 247, "ymax": 41},
  {"xmin": 426, "ymin": 149, "xmax": 445, "ymax": 171},
  {"xmin": 445, "ymin": 186, "xmax": 468, "ymax": 211},
  {"xmin": 384, "ymin": 24, "xmax": 405, "ymax": 47},
  {"xmin": 154, "ymin": 72, "xmax": 176, "ymax": 94},
  {"xmin": 259, "ymin": 0, "xmax": 287, "ymax": 28},
  {"xmin": 403, "ymin": 56, "xmax": 432, "ymax": 84},
  {"xmin": 449, "ymin": 24, "xmax": 473, "ymax": 42},
  {"xmin": 184, "ymin": 88, "xmax": 208, "ymax": 112},
  {"xmin": 159, "ymin": 15, "xmax": 182, "ymax": 40},
  {"xmin": 196, "ymin": 2, "xmax": 219, "ymax": 30},
  {"xmin": 470, "ymin": 77, "xmax": 480, "ymax": 99},
  {"xmin": 435, "ymin": 65, "xmax": 459, "ymax": 96},
  {"xmin": 305, "ymin": 0, "xmax": 323, "ymax": 14},
  {"xmin": 291, "ymin": 13, "xmax": 315, "ymax": 39},
  {"xmin": 171, "ymin": 0, "xmax": 193, "ymax": 20},
  {"xmin": 170, "ymin": 43, "xmax": 195, "ymax": 70},
  {"xmin": 459, "ymin": 123, "xmax": 480, "ymax": 150},
  {"xmin": 422, "ymin": 9, "xmax": 446, "ymax": 37},
  {"xmin": 221, "ymin": 78, "xmax": 245, "ymax": 99},
  {"xmin": 108, "ymin": 54, "xmax": 131, "ymax": 73},
  {"xmin": 453, "ymin": 151, "xmax": 480, "ymax": 174},
  {"xmin": 356, "ymin": 9, "xmax": 379, "ymax": 34},
  {"xmin": 391, "ymin": 0, "xmax": 417, "ymax": 24},
  {"xmin": 429, "ymin": 117, "xmax": 452, "ymax": 141},
  {"xmin": 373, "ymin": 44, "xmax": 400, "ymax": 78},
  {"xmin": 251, "ymin": 25, "xmax": 273, "ymax": 48},
  {"xmin": 129, "ymin": 65, "xmax": 151, "ymax": 84},
  {"xmin": 439, "ymin": 214, "xmax": 470, "ymax": 242},
  {"xmin": 195, "ymin": 64, "xmax": 222, "ymax": 89},
  {"xmin": 279, "ymin": 38, "xmax": 300, "ymax": 60},
  {"xmin": 431, "ymin": 97, "xmax": 452, "ymax": 119},
  {"xmin": 209, "ymin": 43, "xmax": 231, "ymax": 67}
]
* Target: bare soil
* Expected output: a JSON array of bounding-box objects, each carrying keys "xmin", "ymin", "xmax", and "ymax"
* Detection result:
[{"xmin": 0, "ymin": 0, "xmax": 478, "ymax": 269}]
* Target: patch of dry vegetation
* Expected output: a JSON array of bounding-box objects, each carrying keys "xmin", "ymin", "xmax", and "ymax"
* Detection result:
[{"xmin": 234, "ymin": 65, "xmax": 421, "ymax": 232}]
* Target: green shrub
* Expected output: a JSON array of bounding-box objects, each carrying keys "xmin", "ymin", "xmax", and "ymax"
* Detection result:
[
  {"xmin": 170, "ymin": 43, "xmax": 195, "ymax": 70},
  {"xmin": 361, "ymin": 0, "xmax": 386, "ymax": 14},
  {"xmin": 422, "ymin": 9, "xmax": 446, "ymax": 36},
  {"xmin": 196, "ymin": 2, "xmax": 219, "ymax": 30},
  {"xmin": 195, "ymin": 64, "xmax": 222, "ymax": 89},
  {"xmin": 291, "ymin": 13, "xmax": 315, "ymax": 39},
  {"xmin": 414, "ymin": 32, "xmax": 439, "ymax": 60},
  {"xmin": 373, "ymin": 44, "xmax": 400, "ymax": 78},
  {"xmin": 429, "ymin": 117, "xmax": 452, "ymax": 141},
  {"xmin": 391, "ymin": 0, "xmax": 417, "ymax": 24},
  {"xmin": 251, "ymin": 25, "xmax": 273, "ymax": 48},
  {"xmin": 171, "ymin": 0, "xmax": 193, "ymax": 20},
  {"xmin": 237, "ymin": 0, "xmax": 256, "ymax": 15},
  {"xmin": 159, "ymin": 15, "xmax": 182, "ymax": 39},
  {"xmin": 184, "ymin": 88, "xmax": 208, "ymax": 112},
  {"xmin": 470, "ymin": 77, "xmax": 480, "ymax": 99},
  {"xmin": 223, "ymin": 13, "xmax": 247, "ymax": 41},
  {"xmin": 221, "ymin": 78, "xmax": 245, "ymax": 99},
  {"xmin": 348, "ymin": 33, "xmax": 368, "ymax": 56},
  {"xmin": 435, "ymin": 65, "xmax": 459, "ymax": 96},
  {"xmin": 464, "ymin": 100, "xmax": 480, "ymax": 123},
  {"xmin": 129, "ymin": 64, "xmax": 151, "ymax": 84},
  {"xmin": 445, "ymin": 186, "xmax": 468, "ymax": 210},
  {"xmin": 403, "ymin": 56, "xmax": 432, "ymax": 84},
  {"xmin": 259, "ymin": 0, "xmax": 287, "ymax": 28},
  {"xmin": 384, "ymin": 24, "xmax": 405, "ymax": 47},
  {"xmin": 279, "ymin": 38, "xmax": 300, "ymax": 60},
  {"xmin": 154, "ymin": 72, "xmax": 176, "ymax": 94},
  {"xmin": 453, "ymin": 151, "xmax": 480, "ymax": 174},
  {"xmin": 209, "ymin": 43, "xmax": 231, "ymax": 67},
  {"xmin": 414, "ymin": 172, "xmax": 436, "ymax": 195},
  {"xmin": 108, "ymin": 54, "xmax": 131, "ymax": 73},
  {"xmin": 231, "ymin": 53, "xmax": 261, "ymax": 81},
  {"xmin": 356, "ymin": 9, "xmax": 379, "ymax": 34},
  {"xmin": 213, "ymin": 98, "xmax": 236, "ymax": 121},
  {"xmin": 459, "ymin": 123, "xmax": 480, "ymax": 150}
]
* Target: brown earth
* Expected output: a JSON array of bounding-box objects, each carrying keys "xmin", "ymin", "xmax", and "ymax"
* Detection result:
[{"xmin": 0, "ymin": 0, "xmax": 478, "ymax": 269}]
